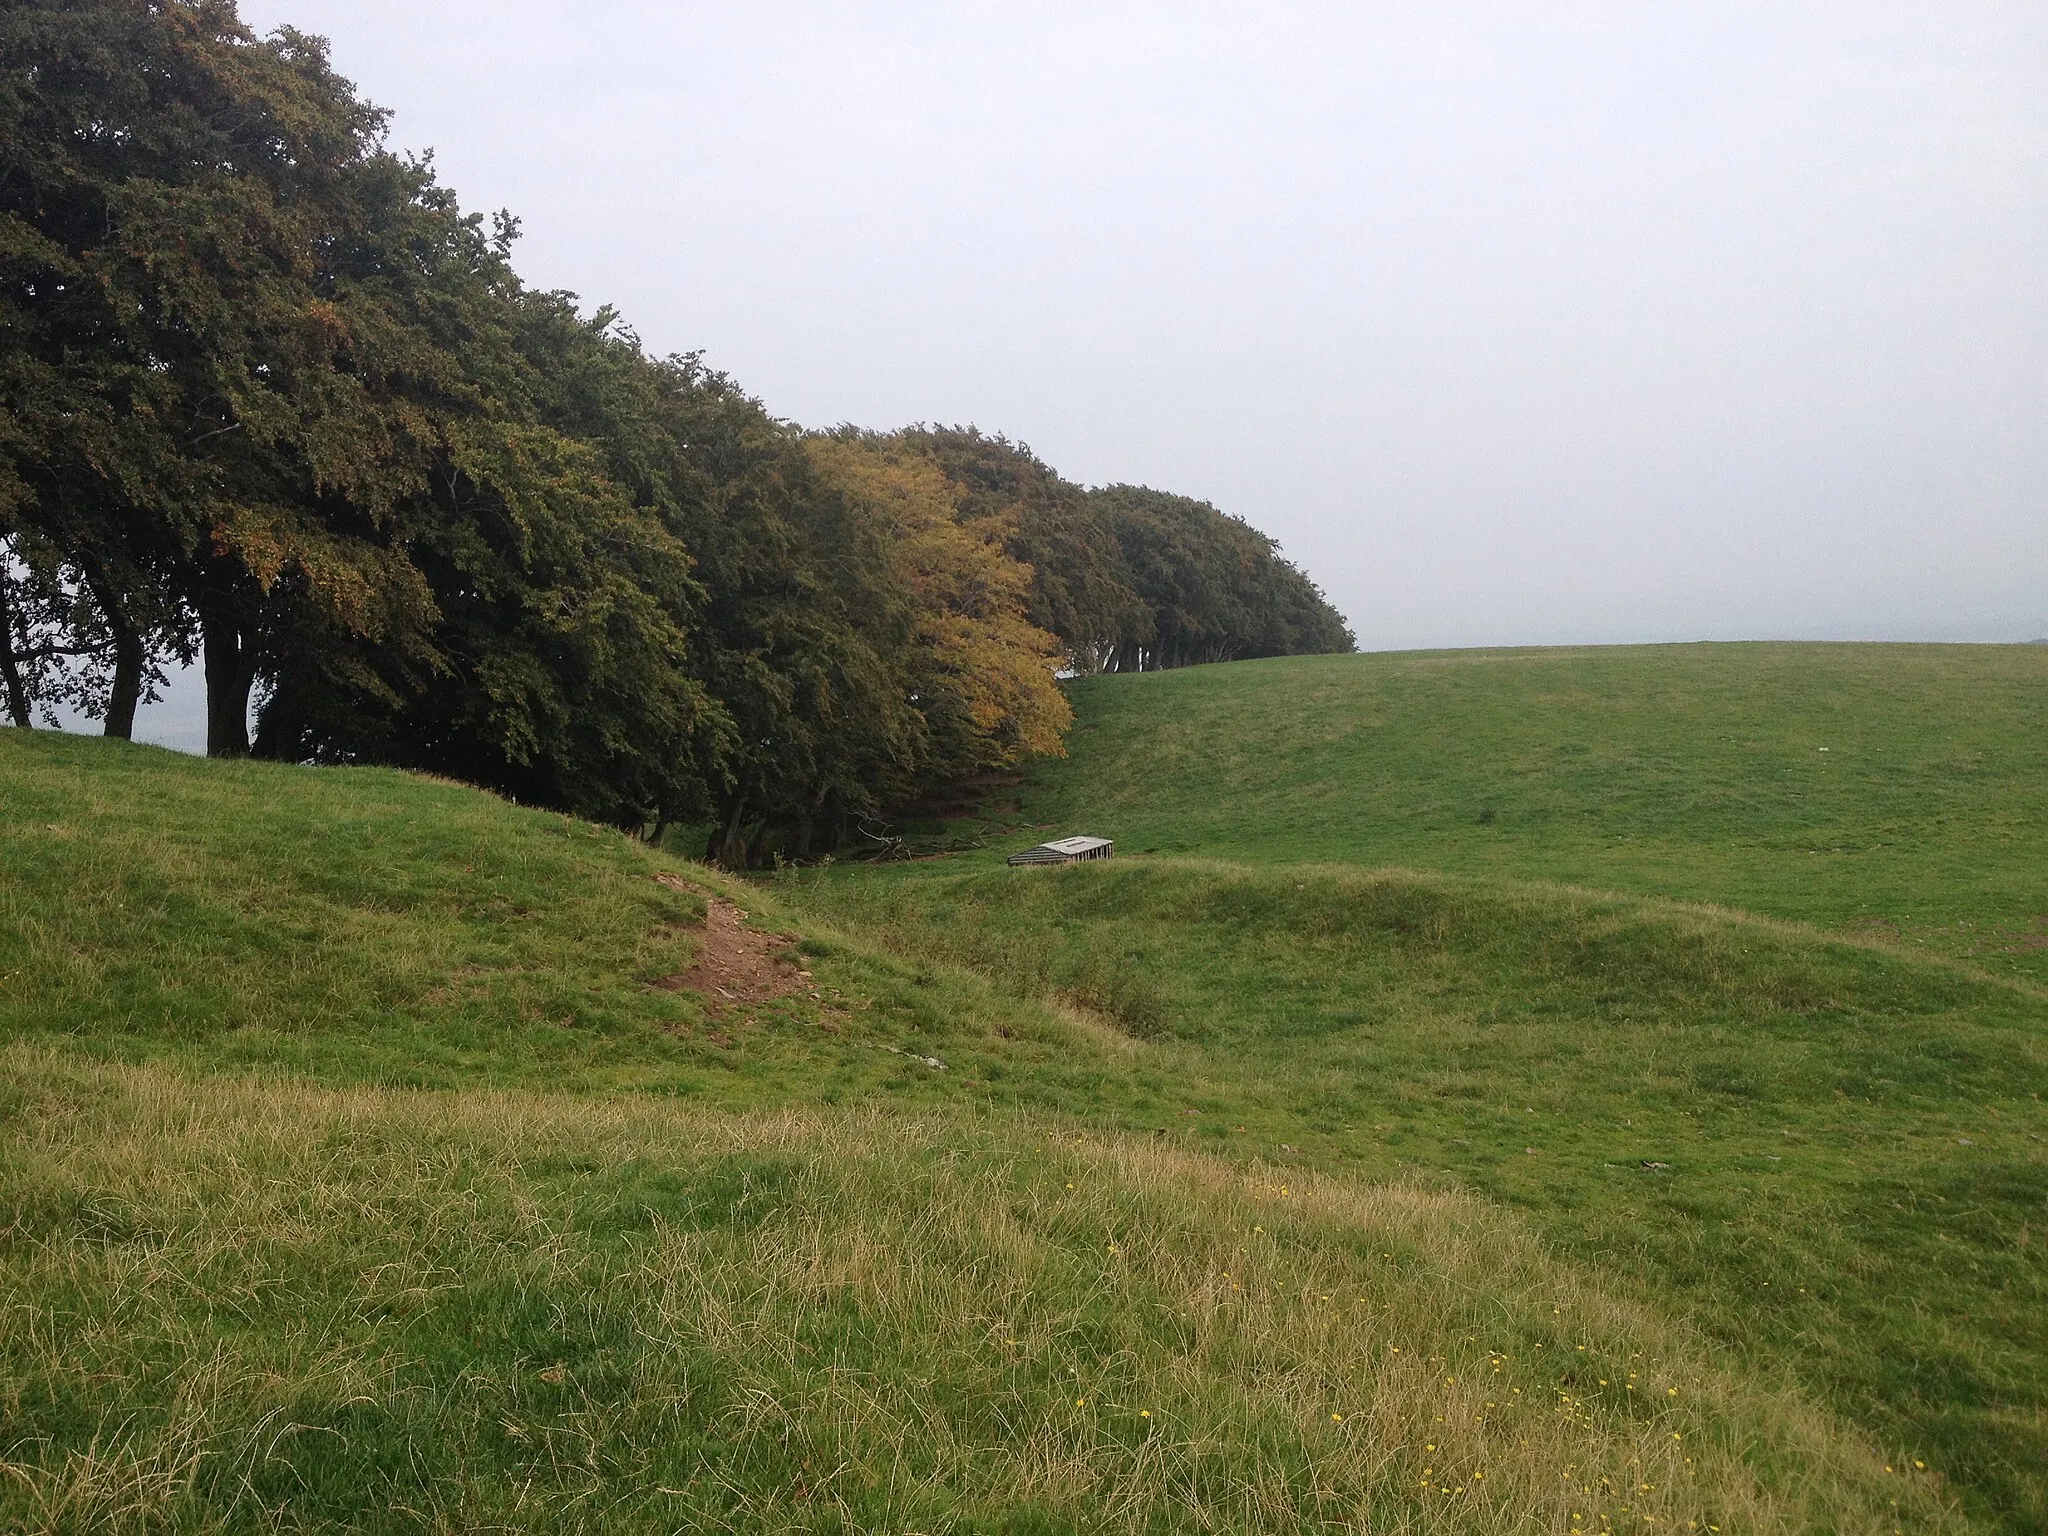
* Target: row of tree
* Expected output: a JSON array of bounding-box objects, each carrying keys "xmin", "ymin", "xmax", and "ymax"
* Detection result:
[{"xmin": 0, "ymin": 0, "xmax": 1351, "ymax": 862}]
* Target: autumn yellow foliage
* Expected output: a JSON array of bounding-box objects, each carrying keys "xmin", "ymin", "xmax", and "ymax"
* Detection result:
[{"xmin": 806, "ymin": 434, "xmax": 1071, "ymax": 769}]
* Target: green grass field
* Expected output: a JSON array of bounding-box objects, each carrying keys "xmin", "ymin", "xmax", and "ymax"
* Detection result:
[
  {"xmin": 961, "ymin": 643, "xmax": 2048, "ymax": 984},
  {"xmin": 3, "ymin": 641, "xmax": 2044, "ymax": 1532},
  {"xmin": 7, "ymin": 1050, "xmax": 1932, "ymax": 1535},
  {"xmin": 780, "ymin": 644, "xmax": 2048, "ymax": 1530}
]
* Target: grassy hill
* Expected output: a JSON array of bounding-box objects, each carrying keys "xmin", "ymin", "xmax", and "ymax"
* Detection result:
[
  {"xmin": 777, "ymin": 644, "xmax": 2048, "ymax": 1530},
  {"xmin": 0, "ymin": 729, "xmax": 1047, "ymax": 1104},
  {"xmin": 8, "ymin": 1049, "xmax": 1926, "ymax": 1535},
  {"xmin": 5, "ymin": 731, "xmax": 1942, "ymax": 1535},
  {"xmin": 2, "ymin": 642, "xmax": 2043, "ymax": 1531},
  {"xmin": 954, "ymin": 643, "xmax": 2048, "ymax": 985}
]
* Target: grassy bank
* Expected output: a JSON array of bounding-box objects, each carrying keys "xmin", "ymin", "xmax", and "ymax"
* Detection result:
[
  {"xmin": 966, "ymin": 644, "xmax": 2048, "ymax": 985},
  {"xmin": 781, "ymin": 855, "xmax": 2048, "ymax": 1526},
  {"xmin": 775, "ymin": 644, "xmax": 2048, "ymax": 1528},
  {"xmin": 4, "ymin": 640, "xmax": 2044, "ymax": 1529},
  {"xmin": 0, "ymin": 730, "xmax": 1077, "ymax": 1106},
  {"xmin": 1, "ymin": 1049, "xmax": 1940, "ymax": 1534}
]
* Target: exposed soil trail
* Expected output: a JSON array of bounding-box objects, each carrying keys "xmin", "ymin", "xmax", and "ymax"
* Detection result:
[{"xmin": 653, "ymin": 876, "xmax": 820, "ymax": 1019}]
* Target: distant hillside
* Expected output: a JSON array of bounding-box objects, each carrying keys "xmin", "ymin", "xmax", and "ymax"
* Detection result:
[{"xmin": 991, "ymin": 641, "xmax": 2048, "ymax": 986}]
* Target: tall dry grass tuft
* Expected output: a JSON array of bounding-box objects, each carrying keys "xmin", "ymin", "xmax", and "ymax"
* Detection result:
[{"xmin": 1, "ymin": 1046, "xmax": 1952, "ymax": 1533}]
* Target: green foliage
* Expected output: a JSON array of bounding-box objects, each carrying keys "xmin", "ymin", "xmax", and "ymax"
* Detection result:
[
  {"xmin": 898, "ymin": 428, "xmax": 1354, "ymax": 674},
  {"xmin": 0, "ymin": 1, "xmax": 1351, "ymax": 848},
  {"xmin": 0, "ymin": 0, "xmax": 432, "ymax": 741},
  {"xmin": 254, "ymin": 301, "xmax": 731, "ymax": 834},
  {"xmin": 1082, "ymin": 484, "xmax": 1354, "ymax": 669},
  {"xmin": 897, "ymin": 427, "xmax": 1154, "ymax": 664}
]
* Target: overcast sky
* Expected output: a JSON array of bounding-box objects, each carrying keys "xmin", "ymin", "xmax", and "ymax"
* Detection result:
[{"xmin": 116, "ymin": 2, "xmax": 2048, "ymax": 748}]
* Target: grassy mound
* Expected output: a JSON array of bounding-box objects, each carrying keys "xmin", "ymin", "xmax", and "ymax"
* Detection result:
[
  {"xmin": 1, "ymin": 1049, "xmax": 1939, "ymax": 1535},
  {"xmin": 977, "ymin": 643, "xmax": 2048, "ymax": 985},
  {"xmin": 783, "ymin": 855, "xmax": 2048, "ymax": 1524},
  {"xmin": 4, "ymin": 643, "xmax": 2042, "ymax": 1531},
  {"xmin": 0, "ymin": 730, "xmax": 1077, "ymax": 1104}
]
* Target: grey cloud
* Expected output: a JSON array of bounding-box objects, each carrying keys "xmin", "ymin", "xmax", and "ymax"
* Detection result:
[{"xmin": 214, "ymin": 1, "xmax": 2048, "ymax": 650}]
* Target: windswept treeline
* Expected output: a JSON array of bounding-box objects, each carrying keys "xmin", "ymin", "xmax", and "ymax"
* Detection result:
[
  {"xmin": 901, "ymin": 431, "xmax": 1354, "ymax": 675},
  {"xmin": 0, "ymin": 0, "xmax": 1351, "ymax": 861}
]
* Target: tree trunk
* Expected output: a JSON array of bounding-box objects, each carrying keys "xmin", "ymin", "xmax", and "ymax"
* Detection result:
[
  {"xmin": 0, "ymin": 574, "xmax": 31, "ymax": 728},
  {"xmin": 249, "ymin": 698, "xmax": 285, "ymax": 760},
  {"xmin": 102, "ymin": 624, "xmax": 142, "ymax": 739},
  {"xmin": 708, "ymin": 796, "xmax": 749, "ymax": 869},
  {"xmin": 0, "ymin": 650, "xmax": 27, "ymax": 727},
  {"xmin": 201, "ymin": 602, "xmax": 255, "ymax": 757},
  {"xmin": 74, "ymin": 561, "xmax": 144, "ymax": 739}
]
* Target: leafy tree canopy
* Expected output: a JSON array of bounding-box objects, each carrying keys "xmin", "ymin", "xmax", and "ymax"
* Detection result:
[{"xmin": 1, "ymin": 0, "xmax": 1354, "ymax": 863}]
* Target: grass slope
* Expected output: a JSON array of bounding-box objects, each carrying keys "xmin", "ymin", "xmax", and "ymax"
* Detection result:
[
  {"xmin": 785, "ymin": 858, "xmax": 2048, "ymax": 1525},
  {"xmin": 4, "ymin": 638, "xmax": 2043, "ymax": 1529},
  {"xmin": 0, "ymin": 730, "xmax": 1069, "ymax": 1106},
  {"xmin": 969, "ymin": 644, "xmax": 2048, "ymax": 986},
  {"xmin": 2, "ymin": 1049, "xmax": 1934, "ymax": 1534},
  {"xmin": 777, "ymin": 644, "xmax": 2048, "ymax": 1529},
  {"xmin": 0, "ymin": 731, "xmax": 1934, "ymax": 1533}
]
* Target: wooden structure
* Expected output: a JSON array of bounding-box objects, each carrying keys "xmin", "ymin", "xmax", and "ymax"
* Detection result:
[{"xmin": 1007, "ymin": 835, "xmax": 1114, "ymax": 866}]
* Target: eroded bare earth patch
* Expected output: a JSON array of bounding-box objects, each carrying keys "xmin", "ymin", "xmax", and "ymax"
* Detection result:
[{"xmin": 654, "ymin": 877, "xmax": 820, "ymax": 1024}]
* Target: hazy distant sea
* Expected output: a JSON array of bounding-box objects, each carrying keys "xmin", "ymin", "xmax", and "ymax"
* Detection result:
[
  {"xmin": 43, "ymin": 664, "xmax": 208, "ymax": 755},
  {"xmin": 26, "ymin": 640, "xmax": 2048, "ymax": 754}
]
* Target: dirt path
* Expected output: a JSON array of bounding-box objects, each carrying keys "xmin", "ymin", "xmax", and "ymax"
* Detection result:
[{"xmin": 653, "ymin": 876, "xmax": 821, "ymax": 1020}]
